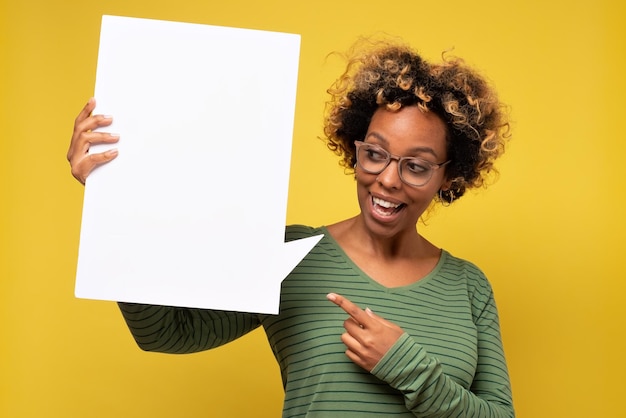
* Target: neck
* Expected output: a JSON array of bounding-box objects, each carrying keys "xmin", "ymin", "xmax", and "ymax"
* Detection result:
[{"xmin": 334, "ymin": 215, "xmax": 425, "ymax": 260}]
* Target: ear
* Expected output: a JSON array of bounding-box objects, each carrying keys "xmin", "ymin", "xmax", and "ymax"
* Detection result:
[{"xmin": 440, "ymin": 177, "xmax": 453, "ymax": 191}]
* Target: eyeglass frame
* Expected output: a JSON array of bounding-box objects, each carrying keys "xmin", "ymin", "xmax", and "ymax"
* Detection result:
[{"xmin": 354, "ymin": 140, "xmax": 451, "ymax": 187}]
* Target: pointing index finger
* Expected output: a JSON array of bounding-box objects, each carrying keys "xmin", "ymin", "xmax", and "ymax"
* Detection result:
[{"xmin": 327, "ymin": 293, "xmax": 370, "ymax": 327}]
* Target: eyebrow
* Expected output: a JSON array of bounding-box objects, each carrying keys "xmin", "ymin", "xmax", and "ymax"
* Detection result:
[{"xmin": 364, "ymin": 132, "xmax": 440, "ymax": 159}]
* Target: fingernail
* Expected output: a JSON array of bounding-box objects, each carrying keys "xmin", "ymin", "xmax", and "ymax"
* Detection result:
[
  {"xmin": 106, "ymin": 148, "xmax": 118, "ymax": 157},
  {"xmin": 365, "ymin": 307, "xmax": 374, "ymax": 315},
  {"xmin": 109, "ymin": 133, "xmax": 120, "ymax": 138},
  {"xmin": 326, "ymin": 293, "xmax": 337, "ymax": 301}
]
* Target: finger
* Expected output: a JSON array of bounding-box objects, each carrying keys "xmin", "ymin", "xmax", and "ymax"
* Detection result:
[
  {"xmin": 340, "ymin": 333, "xmax": 371, "ymax": 370},
  {"xmin": 343, "ymin": 347, "xmax": 364, "ymax": 368},
  {"xmin": 74, "ymin": 114, "xmax": 114, "ymax": 140},
  {"xmin": 67, "ymin": 130, "xmax": 119, "ymax": 166},
  {"xmin": 71, "ymin": 98, "xmax": 113, "ymax": 146},
  {"xmin": 74, "ymin": 97, "xmax": 97, "ymax": 125},
  {"xmin": 364, "ymin": 307, "xmax": 398, "ymax": 329},
  {"xmin": 71, "ymin": 149, "xmax": 118, "ymax": 185},
  {"xmin": 341, "ymin": 331, "xmax": 360, "ymax": 350},
  {"xmin": 69, "ymin": 104, "xmax": 114, "ymax": 163},
  {"xmin": 343, "ymin": 317, "xmax": 365, "ymax": 334},
  {"xmin": 82, "ymin": 131, "xmax": 120, "ymax": 147},
  {"xmin": 327, "ymin": 293, "xmax": 371, "ymax": 328},
  {"xmin": 364, "ymin": 307, "xmax": 382, "ymax": 322}
]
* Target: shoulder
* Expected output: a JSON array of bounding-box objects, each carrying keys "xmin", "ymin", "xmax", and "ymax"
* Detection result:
[
  {"xmin": 440, "ymin": 250, "xmax": 495, "ymax": 302},
  {"xmin": 441, "ymin": 251, "xmax": 487, "ymax": 280},
  {"xmin": 285, "ymin": 224, "xmax": 324, "ymax": 242}
]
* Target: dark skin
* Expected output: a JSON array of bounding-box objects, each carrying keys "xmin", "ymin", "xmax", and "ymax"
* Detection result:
[
  {"xmin": 326, "ymin": 292, "xmax": 404, "ymax": 372},
  {"xmin": 322, "ymin": 107, "xmax": 451, "ymax": 370},
  {"xmin": 67, "ymin": 98, "xmax": 119, "ymax": 185},
  {"xmin": 327, "ymin": 216, "xmax": 442, "ymax": 287}
]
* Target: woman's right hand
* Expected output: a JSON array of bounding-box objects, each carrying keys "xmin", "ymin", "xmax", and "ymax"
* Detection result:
[{"xmin": 67, "ymin": 97, "xmax": 120, "ymax": 185}]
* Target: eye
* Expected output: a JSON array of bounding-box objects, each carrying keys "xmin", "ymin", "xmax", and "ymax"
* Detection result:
[
  {"xmin": 365, "ymin": 146, "xmax": 388, "ymax": 161},
  {"xmin": 404, "ymin": 159, "xmax": 430, "ymax": 174}
]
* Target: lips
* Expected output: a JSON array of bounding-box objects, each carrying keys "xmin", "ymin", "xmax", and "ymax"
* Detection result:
[{"xmin": 371, "ymin": 196, "xmax": 405, "ymax": 217}]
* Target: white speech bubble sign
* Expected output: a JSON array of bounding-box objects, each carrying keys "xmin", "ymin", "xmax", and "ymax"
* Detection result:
[{"xmin": 75, "ymin": 15, "xmax": 322, "ymax": 314}]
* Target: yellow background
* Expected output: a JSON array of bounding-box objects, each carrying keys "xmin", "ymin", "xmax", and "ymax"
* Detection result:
[{"xmin": 2, "ymin": 0, "xmax": 625, "ymax": 417}]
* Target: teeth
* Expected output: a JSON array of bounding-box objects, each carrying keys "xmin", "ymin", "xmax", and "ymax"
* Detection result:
[{"xmin": 373, "ymin": 197, "xmax": 400, "ymax": 209}]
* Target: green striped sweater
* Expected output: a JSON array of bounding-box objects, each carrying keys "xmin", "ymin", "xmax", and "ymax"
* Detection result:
[{"xmin": 119, "ymin": 225, "xmax": 514, "ymax": 417}]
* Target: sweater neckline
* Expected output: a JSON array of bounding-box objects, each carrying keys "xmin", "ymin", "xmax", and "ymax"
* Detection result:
[{"xmin": 318, "ymin": 225, "xmax": 449, "ymax": 293}]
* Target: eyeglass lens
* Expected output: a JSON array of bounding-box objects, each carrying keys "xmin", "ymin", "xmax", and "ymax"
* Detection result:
[{"xmin": 357, "ymin": 144, "xmax": 434, "ymax": 186}]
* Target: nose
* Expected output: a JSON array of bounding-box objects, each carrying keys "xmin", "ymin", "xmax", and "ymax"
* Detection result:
[{"xmin": 376, "ymin": 159, "xmax": 402, "ymax": 189}]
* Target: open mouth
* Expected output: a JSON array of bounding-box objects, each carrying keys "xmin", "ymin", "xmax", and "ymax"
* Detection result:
[{"xmin": 372, "ymin": 196, "xmax": 405, "ymax": 217}]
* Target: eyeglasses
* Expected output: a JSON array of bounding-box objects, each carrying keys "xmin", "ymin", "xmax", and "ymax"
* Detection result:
[{"xmin": 354, "ymin": 140, "xmax": 450, "ymax": 187}]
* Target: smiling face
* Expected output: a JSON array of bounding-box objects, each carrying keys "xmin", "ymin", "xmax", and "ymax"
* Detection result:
[{"xmin": 355, "ymin": 105, "xmax": 450, "ymax": 239}]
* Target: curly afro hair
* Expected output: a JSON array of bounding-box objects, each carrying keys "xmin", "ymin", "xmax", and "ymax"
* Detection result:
[{"xmin": 323, "ymin": 39, "xmax": 510, "ymax": 204}]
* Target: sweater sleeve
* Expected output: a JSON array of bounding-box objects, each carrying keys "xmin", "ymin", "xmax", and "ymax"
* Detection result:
[
  {"xmin": 116, "ymin": 225, "xmax": 314, "ymax": 355},
  {"xmin": 117, "ymin": 302, "xmax": 261, "ymax": 354},
  {"xmin": 370, "ymin": 288, "xmax": 514, "ymax": 417}
]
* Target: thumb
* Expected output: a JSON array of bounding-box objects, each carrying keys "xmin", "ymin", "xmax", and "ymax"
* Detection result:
[
  {"xmin": 365, "ymin": 307, "xmax": 395, "ymax": 326},
  {"xmin": 365, "ymin": 307, "xmax": 382, "ymax": 320}
]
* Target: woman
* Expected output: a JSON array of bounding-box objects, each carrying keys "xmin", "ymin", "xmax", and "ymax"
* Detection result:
[{"xmin": 68, "ymin": 41, "xmax": 514, "ymax": 417}]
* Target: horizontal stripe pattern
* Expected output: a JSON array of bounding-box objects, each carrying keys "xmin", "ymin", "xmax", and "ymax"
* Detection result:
[
  {"xmin": 260, "ymin": 225, "xmax": 513, "ymax": 417},
  {"xmin": 118, "ymin": 303, "xmax": 260, "ymax": 353},
  {"xmin": 117, "ymin": 224, "xmax": 513, "ymax": 417}
]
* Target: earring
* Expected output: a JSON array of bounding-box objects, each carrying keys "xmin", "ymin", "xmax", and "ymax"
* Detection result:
[{"xmin": 439, "ymin": 189, "xmax": 455, "ymax": 207}]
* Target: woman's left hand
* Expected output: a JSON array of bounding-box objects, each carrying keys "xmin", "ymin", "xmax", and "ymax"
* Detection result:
[{"xmin": 327, "ymin": 293, "xmax": 405, "ymax": 371}]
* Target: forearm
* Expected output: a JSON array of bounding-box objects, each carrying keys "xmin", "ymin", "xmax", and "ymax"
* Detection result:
[
  {"xmin": 118, "ymin": 302, "xmax": 260, "ymax": 354},
  {"xmin": 371, "ymin": 333, "xmax": 514, "ymax": 418}
]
